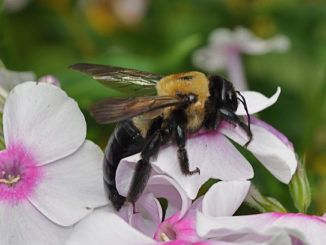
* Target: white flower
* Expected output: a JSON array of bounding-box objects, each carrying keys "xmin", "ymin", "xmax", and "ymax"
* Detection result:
[
  {"xmin": 192, "ymin": 27, "xmax": 290, "ymax": 90},
  {"xmin": 0, "ymin": 82, "xmax": 108, "ymax": 245}
]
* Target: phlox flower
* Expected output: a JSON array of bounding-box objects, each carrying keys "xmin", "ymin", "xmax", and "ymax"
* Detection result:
[
  {"xmin": 0, "ymin": 82, "xmax": 108, "ymax": 245},
  {"xmin": 67, "ymin": 180, "xmax": 251, "ymax": 245},
  {"xmin": 192, "ymin": 27, "xmax": 290, "ymax": 90},
  {"xmin": 117, "ymin": 87, "xmax": 297, "ymax": 202},
  {"xmin": 68, "ymin": 179, "xmax": 326, "ymax": 244}
]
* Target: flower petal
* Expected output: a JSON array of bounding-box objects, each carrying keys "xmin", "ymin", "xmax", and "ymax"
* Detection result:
[
  {"xmin": 0, "ymin": 201, "xmax": 71, "ymax": 245},
  {"xmin": 196, "ymin": 212, "xmax": 325, "ymax": 245},
  {"xmin": 115, "ymin": 158, "xmax": 140, "ymax": 197},
  {"xmin": 130, "ymin": 192, "xmax": 162, "ymax": 237},
  {"xmin": 67, "ymin": 208, "xmax": 156, "ymax": 245},
  {"xmin": 242, "ymin": 35, "xmax": 290, "ymax": 54},
  {"xmin": 236, "ymin": 87, "xmax": 281, "ymax": 115},
  {"xmin": 3, "ymin": 82, "xmax": 86, "ymax": 165},
  {"xmin": 202, "ymin": 181, "xmax": 250, "ymax": 217},
  {"xmin": 120, "ymin": 131, "xmax": 253, "ymax": 199},
  {"xmin": 116, "ymin": 166, "xmax": 191, "ymax": 220},
  {"xmin": 28, "ymin": 140, "xmax": 108, "ymax": 226},
  {"xmin": 192, "ymin": 47, "xmax": 227, "ymax": 71},
  {"xmin": 147, "ymin": 175, "xmax": 192, "ymax": 219},
  {"xmin": 0, "ymin": 68, "xmax": 35, "ymax": 92},
  {"xmin": 220, "ymin": 122, "xmax": 297, "ymax": 183}
]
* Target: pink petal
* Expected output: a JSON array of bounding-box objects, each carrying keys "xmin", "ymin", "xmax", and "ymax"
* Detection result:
[
  {"xmin": 236, "ymin": 87, "xmax": 281, "ymax": 115},
  {"xmin": 154, "ymin": 211, "xmax": 199, "ymax": 243},
  {"xmin": 202, "ymin": 181, "xmax": 250, "ymax": 217},
  {"xmin": 220, "ymin": 122, "xmax": 297, "ymax": 184},
  {"xmin": 247, "ymin": 116, "xmax": 294, "ymax": 149},
  {"xmin": 0, "ymin": 201, "xmax": 71, "ymax": 245},
  {"xmin": 120, "ymin": 131, "xmax": 253, "ymax": 200},
  {"xmin": 3, "ymin": 82, "xmax": 86, "ymax": 165},
  {"xmin": 28, "ymin": 141, "xmax": 108, "ymax": 226},
  {"xmin": 67, "ymin": 209, "xmax": 156, "ymax": 245},
  {"xmin": 196, "ymin": 212, "xmax": 326, "ymax": 244}
]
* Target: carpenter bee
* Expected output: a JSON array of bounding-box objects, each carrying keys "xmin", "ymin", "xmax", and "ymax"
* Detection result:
[{"xmin": 69, "ymin": 63, "xmax": 252, "ymax": 211}]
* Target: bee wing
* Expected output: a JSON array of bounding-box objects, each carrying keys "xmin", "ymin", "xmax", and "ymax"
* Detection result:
[
  {"xmin": 89, "ymin": 96, "xmax": 187, "ymax": 124},
  {"xmin": 69, "ymin": 63, "xmax": 162, "ymax": 96}
]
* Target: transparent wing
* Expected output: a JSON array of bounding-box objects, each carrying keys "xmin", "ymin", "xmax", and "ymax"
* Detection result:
[
  {"xmin": 69, "ymin": 63, "xmax": 162, "ymax": 96},
  {"xmin": 89, "ymin": 96, "xmax": 188, "ymax": 124}
]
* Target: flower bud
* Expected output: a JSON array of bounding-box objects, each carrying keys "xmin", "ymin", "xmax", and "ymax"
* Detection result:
[
  {"xmin": 245, "ymin": 184, "xmax": 287, "ymax": 213},
  {"xmin": 289, "ymin": 157, "xmax": 311, "ymax": 213},
  {"xmin": 38, "ymin": 75, "xmax": 60, "ymax": 87}
]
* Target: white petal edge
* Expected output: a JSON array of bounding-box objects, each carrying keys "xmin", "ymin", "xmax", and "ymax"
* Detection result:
[
  {"xmin": 196, "ymin": 212, "xmax": 325, "ymax": 245},
  {"xmin": 0, "ymin": 201, "xmax": 72, "ymax": 245},
  {"xmin": 67, "ymin": 209, "xmax": 155, "ymax": 245},
  {"xmin": 119, "ymin": 131, "xmax": 253, "ymax": 200},
  {"xmin": 220, "ymin": 123, "xmax": 297, "ymax": 183},
  {"xmin": 3, "ymin": 82, "xmax": 86, "ymax": 165},
  {"xmin": 202, "ymin": 180, "xmax": 251, "ymax": 217},
  {"xmin": 236, "ymin": 87, "xmax": 281, "ymax": 115},
  {"xmin": 28, "ymin": 140, "xmax": 108, "ymax": 226}
]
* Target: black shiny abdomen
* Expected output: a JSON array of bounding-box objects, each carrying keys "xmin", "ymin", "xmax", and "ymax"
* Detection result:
[{"xmin": 103, "ymin": 120, "xmax": 146, "ymax": 210}]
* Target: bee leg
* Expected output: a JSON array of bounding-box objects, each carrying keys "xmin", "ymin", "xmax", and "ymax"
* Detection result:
[
  {"xmin": 175, "ymin": 124, "xmax": 200, "ymax": 175},
  {"xmin": 219, "ymin": 108, "xmax": 252, "ymax": 147},
  {"xmin": 213, "ymin": 111, "xmax": 222, "ymax": 130},
  {"xmin": 127, "ymin": 129, "xmax": 169, "ymax": 203},
  {"xmin": 171, "ymin": 109, "xmax": 200, "ymax": 175}
]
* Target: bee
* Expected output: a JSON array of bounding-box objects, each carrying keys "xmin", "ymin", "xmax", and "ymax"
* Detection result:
[{"xmin": 69, "ymin": 63, "xmax": 252, "ymax": 211}]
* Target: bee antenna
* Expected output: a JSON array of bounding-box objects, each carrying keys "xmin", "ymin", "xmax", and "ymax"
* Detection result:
[{"xmin": 236, "ymin": 91, "xmax": 251, "ymax": 132}]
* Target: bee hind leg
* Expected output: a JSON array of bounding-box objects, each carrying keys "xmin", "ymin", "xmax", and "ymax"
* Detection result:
[
  {"xmin": 127, "ymin": 129, "xmax": 170, "ymax": 203},
  {"xmin": 219, "ymin": 108, "xmax": 252, "ymax": 147}
]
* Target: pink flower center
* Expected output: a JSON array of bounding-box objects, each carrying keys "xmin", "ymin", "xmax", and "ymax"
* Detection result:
[
  {"xmin": 154, "ymin": 211, "xmax": 199, "ymax": 243},
  {"xmin": 155, "ymin": 223, "xmax": 177, "ymax": 242},
  {"xmin": 0, "ymin": 144, "xmax": 42, "ymax": 205}
]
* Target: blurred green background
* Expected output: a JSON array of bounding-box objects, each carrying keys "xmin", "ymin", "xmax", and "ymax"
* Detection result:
[{"xmin": 1, "ymin": 0, "xmax": 325, "ymax": 215}]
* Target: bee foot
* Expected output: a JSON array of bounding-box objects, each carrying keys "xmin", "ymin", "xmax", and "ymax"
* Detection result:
[{"xmin": 188, "ymin": 167, "xmax": 200, "ymax": 175}]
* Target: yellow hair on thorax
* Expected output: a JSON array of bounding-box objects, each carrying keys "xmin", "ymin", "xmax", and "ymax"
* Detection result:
[{"xmin": 156, "ymin": 71, "xmax": 210, "ymax": 132}]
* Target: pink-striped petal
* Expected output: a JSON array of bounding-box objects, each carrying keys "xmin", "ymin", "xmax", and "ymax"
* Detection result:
[
  {"xmin": 120, "ymin": 131, "xmax": 253, "ymax": 200},
  {"xmin": 220, "ymin": 122, "xmax": 297, "ymax": 183},
  {"xmin": 247, "ymin": 116, "xmax": 293, "ymax": 149}
]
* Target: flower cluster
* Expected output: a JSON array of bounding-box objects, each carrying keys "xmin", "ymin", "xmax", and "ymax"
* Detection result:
[{"xmin": 1, "ymin": 64, "xmax": 325, "ymax": 245}]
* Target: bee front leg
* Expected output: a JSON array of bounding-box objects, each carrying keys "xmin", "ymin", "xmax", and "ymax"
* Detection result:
[
  {"xmin": 219, "ymin": 108, "xmax": 252, "ymax": 147},
  {"xmin": 175, "ymin": 124, "xmax": 200, "ymax": 175}
]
